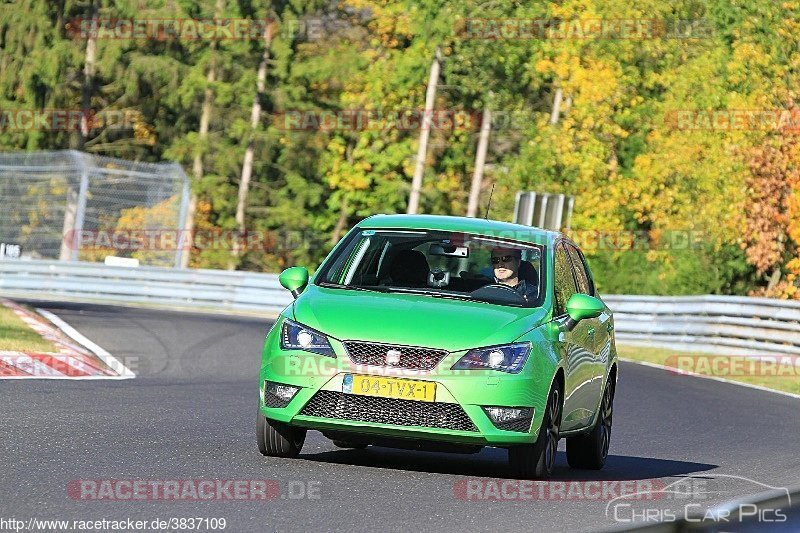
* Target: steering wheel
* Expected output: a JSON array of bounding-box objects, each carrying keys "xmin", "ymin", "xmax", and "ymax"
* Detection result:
[
  {"xmin": 469, "ymin": 283, "xmax": 527, "ymax": 305},
  {"xmin": 477, "ymin": 283, "xmax": 519, "ymax": 294}
]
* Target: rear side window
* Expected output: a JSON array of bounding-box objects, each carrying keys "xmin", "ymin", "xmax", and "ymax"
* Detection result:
[
  {"xmin": 553, "ymin": 243, "xmax": 577, "ymax": 316},
  {"xmin": 566, "ymin": 244, "xmax": 593, "ymax": 295}
]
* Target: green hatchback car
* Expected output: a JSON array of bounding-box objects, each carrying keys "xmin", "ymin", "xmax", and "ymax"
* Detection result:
[{"xmin": 257, "ymin": 214, "xmax": 617, "ymax": 479}]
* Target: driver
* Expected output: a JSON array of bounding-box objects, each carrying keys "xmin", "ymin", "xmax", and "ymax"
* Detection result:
[{"xmin": 490, "ymin": 247, "xmax": 537, "ymax": 304}]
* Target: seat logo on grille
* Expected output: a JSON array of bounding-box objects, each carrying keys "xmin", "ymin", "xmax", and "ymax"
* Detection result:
[{"xmin": 385, "ymin": 349, "xmax": 402, "ymax": 365}]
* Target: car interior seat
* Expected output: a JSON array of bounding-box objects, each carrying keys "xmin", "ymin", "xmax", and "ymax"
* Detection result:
[
  {"xmin": 518, "ymin": 260, "xmax": 539, "ymax": 298},
  {"xmin": 387, "ymin": 250, "xmax": 430, "ymax": 287},
  {"xmin": 518, "ymin": 260, "xmax": 537, "ymax": 283}
]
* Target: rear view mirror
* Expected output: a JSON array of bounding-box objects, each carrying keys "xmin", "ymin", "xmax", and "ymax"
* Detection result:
[
  {"xmin": 563, "ymin": 293, "xmax": 604, "ymax": 331},
  {"xmin": 429, "ymin": 243, "xmax": 469, "ymax": 257},
  {"xmin": 279, "ymin": 266, "xmax": 309, "ymax": 299}
]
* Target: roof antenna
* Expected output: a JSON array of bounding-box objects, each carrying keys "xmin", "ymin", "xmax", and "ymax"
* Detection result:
[{"xmin": 484, "ymin": 183, "xmax": 496, "ymax": 220}]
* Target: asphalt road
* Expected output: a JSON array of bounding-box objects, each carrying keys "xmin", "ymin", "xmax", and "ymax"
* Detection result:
[{"xmin": 2, "ymin": 302, "xmax": 799, "ymax": 532}]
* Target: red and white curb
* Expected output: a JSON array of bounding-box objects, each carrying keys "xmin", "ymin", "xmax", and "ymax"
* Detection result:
[{"xmin": 0, "ymin": 298, "xmax": 134, "ymax": 380}]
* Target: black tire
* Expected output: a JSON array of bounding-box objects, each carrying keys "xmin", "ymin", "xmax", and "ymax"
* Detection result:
[
  {"xmin": 508, "ymin": 383, "xmax": 562, "ymax": 479},
  {"xmin": 256, "ymin": 411, "xmax": 306, "ymax": 458},
  {"xmin": 331, "ymin": 439, "xmax": 368, "ymax": 449},
  {"xmin": 566, "ymin": 379, "xmax": 614, "ymax": 470}
]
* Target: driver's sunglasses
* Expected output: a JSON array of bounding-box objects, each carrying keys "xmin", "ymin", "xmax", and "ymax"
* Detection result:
[{"xmin": 491, "ymin": 255, "xmax": 516, "ymax": 265}]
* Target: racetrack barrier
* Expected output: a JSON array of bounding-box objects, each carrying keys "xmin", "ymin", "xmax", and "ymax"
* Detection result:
[
  {"xmin": 0, "ymin": 259, "xmax": 292, "ymax": 314},
  {"xmin": 605, "ymin": 294, "xmax": 800, "ymax": 356},
  {"xmin": 1, "ymin": 260, "xmax": 799, "ymax": 355}
]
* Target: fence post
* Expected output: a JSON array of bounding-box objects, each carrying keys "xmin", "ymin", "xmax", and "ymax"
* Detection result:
[
  {"xmin": 70, "ymin": 153, "xmax": 91, "ymax": 261},
  {"xmin": 174, "ymin": 174, "xmax": 191, "ymax": 269},
  {"xmin": 59, "ymin": 188, "xmax": 79, "ymax": 261}
]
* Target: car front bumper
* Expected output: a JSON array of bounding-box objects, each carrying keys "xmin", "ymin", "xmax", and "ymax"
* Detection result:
[{"xmin": 259, "ymin": 349, "xmax": 552, "ymax": 447}]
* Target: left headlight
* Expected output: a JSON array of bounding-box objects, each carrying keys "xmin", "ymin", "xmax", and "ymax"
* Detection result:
[
  {"xmin": 280, "ymin": 319, "xmax": 335, "ymax": 357},
  {"xmin": 451, "ymin": 342, "xmax": 531, "ymax": 373}
]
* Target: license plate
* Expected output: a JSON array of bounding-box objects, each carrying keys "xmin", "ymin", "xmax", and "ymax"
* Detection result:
[{"xmin": 343, "ymin": 374, "xmax": 436, "ymax": 402}]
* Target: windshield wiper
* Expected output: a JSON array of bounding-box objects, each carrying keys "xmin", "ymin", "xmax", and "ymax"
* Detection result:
[
  {"xmin": 380, "ymin": 287, "xmax": 478, "ymax": 302},
  {"xmin": 352, "ymin": 285, "xmax": 391, "ymax": 292},
  {"xmin": 319, "ymin": 282, "xmax": 519, "ymax": 305},
  {"xmin": 317, "ymin": 282, "xmax": 389, "ymax": 293}
]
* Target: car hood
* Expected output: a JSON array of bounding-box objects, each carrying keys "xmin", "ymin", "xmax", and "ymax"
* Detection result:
[{"xmin": 291, "ymin": 285, "xmax": 548, "ymax": 352}]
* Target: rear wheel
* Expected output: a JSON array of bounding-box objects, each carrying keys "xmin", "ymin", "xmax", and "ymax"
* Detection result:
[
  {"xmin": 508, "ymin": 383, "xmax": 562, "ymax": 479},
  {"xmin": 566, "ymin": 379, "xmax": 614, "ymax": 470},
  {"xmin": 257, "ymin": 411, "xmax": 306, "ymax": 458}
]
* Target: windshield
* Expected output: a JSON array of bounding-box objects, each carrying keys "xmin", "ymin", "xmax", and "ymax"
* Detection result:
[{"xmin": 315, "ymin": 229, "xmax": 545, "ymax": 308}]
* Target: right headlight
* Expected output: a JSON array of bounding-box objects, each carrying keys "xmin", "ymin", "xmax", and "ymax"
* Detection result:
[
  {"xmin": 280, "ymin": 319, "xmax": 335, "ymax": 357},
  {"xmin": 451, "ymin": 342, "xmax": 531, "ymax": 373}
]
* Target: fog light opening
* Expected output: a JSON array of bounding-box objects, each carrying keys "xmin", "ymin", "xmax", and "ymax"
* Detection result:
[
  {"xmin": 265, "ymin": 381, "xmax": 300, "ymax": 405},
  {"xmin": 483, "ymin": 406, "xmax": 532, "ymax": 423}
]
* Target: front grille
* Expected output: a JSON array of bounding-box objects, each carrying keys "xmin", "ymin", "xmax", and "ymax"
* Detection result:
[
  {"xmin": 343, "ymin": 341, "xmax": 448, "ymax": 370},
  {"xmin": 299, "ymin": 390, "xmax": 478, "ymax": 432}
]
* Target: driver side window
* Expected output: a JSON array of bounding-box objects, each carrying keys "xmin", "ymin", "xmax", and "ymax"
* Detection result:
[{"xmin": 554, "ymin": 243, "xmax": 577, "ymax": 317}]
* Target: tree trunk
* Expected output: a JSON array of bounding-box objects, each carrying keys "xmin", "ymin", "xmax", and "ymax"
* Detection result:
[
  {"xmin": 230, "ymin": 21, "xmax": 274, "ymax": 268},
  {"xmin": 61, "ymin": 0, "xmax": 96, "ymax": 261},
  {"xmin": 549, "ymin": 87, "xmax": 563, "ymax": 125},
  {"xmin": 466, "ymin": 106, "xmax": 491, "ymax": 217},
  {"xmin": 767, "ymin": 267, "xmax": 782, "ymax": 291},
  {"xmin": 331, "ymin": 196, "xmax": 350, "ymax": 245},
  {"xmin": 183, "ymin": 0, "xmax": 224, "ymax": 268},
  {"xmin": 331, "ymin": 145, "xmax": 356, "ymax": 244},
  {"xmin": 79, "ymin": 0, "xmax": 97, "ymax": 148},
  {"xmin": 407, "ymin": 47, "xmax": 441, "ymax": 215},
  {"xmin": 59, "ymin": 187, "xmax": 79, "ymax": 261}
]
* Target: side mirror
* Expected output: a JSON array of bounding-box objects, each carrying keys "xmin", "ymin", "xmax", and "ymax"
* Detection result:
[
  {"xmin": 563, "ymin": 293, "xmax": 604, "ymax": 331},
  {"xmin": 279, "ymin": 266, "xmax": 309, "ymax": 299}
]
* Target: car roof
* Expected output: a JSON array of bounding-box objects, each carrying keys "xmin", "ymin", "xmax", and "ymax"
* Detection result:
[{"xmin": 356, "ymin": 214, "xmax": 560, "ymax": 246}]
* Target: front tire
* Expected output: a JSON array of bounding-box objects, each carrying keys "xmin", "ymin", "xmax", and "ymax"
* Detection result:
[
  {"xmin": 566, "ymin": 379, "xmax": 614, "ymax": 470},
  {"xmin": 508, "ymin": 383, "xmax": 562, "ymax": 479},
  {"xmin": 257, "ymin": 411, "xmax": 306, "ymax": 458}
]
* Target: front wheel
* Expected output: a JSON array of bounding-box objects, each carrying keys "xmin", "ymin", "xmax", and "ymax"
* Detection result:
[
  {"xmin": 257, "ymin": 411, "xmax": 306, "ymax": 458},
  {"xmin": 566, "ymin": 379, "xmax": 614, "ymax": 470},
  {"xmin": 508, "ymin": 383, "xmax": 562, "ymax": 479}
]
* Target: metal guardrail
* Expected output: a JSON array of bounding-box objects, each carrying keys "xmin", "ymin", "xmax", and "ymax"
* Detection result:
[
  {"xmin": 0, "ymin": 259, "xmax": 292, "ymax": 314},
  {"xmin": 603, "ymin": 295, "xmax": 800, "ymax": 356},
  {"xmin": 1, "ymin": 260, "xmax": 799, "ymax": 355}
]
